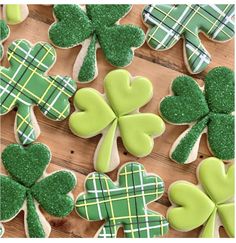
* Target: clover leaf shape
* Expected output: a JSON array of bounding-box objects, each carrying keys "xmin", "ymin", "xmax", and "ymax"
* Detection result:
[
  {"xmin": 160, "ymin": 66, "xmax": 234, "ymax": 164},
  {"xmin": 0, "ymin": 39, "xmax": 77, "ymax": 145},
  {"xmin": 75, "ymin": 162, "xmax": 169, "ymax": 238},
  {"xmin": 0, "ymin": 20, "xmax": 10, "ymax": 60},
  {"xmin": 142, "ymin": 4, "xmax": 235, "ymax": 74},
  {"xmin": 167, "ymin": 157, "xmax": 234, "ymax": 238},
  {"xmin": 0, "ymin": 143, "xmax": 76, "ymax": 238},
  {"xmin": 69, "ymin": 69, "xmax": 165, "ymax": 172},
  {"xmin": 49, "ymin": 4, "xmax": 145, "ymax": 83}
]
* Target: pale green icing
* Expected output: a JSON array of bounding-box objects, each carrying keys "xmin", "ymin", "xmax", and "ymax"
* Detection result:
[
  {"xmin": 217, "ymin": 203, "xmax": 235, "ymax": 237},
  {"xmin": 6, "ymin": 5, "xmax": 22, "ymax": 24},
  {"xmin": 95, "ymin": 120, "xmax": 117, "ymax": 172},
  {"xmin": 200, "ymin": 208, "xmax": 216, "ymax": 238},
  {"xmin": 198, "ymin": 157, "xmax": 234, "ymax": 204},
  {"xmin": 119, "ymin": 114, "xmax": 165, "ymax": 156},
  {"xmin": 104, "ymin": 69, "xmax": 153, "ymax": 117},
  {"xmin": 168, "ymin": 182, "xmax": 215, "ymax": 231}
]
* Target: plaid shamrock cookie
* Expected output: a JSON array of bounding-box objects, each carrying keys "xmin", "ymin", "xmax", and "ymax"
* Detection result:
[
  {"xmin": 69, "ymin": 69, "xmax": 165, "ymax": 172},
  {"xmin": 160, "ymin": 66, "xmax": 234, "ymax": 164},
  {"xmin": 0, "ymin": 20, "xmax": 9, "ymax": 61},
  {"xmin": 76, "ymin": 162, "xmax": 169, "ymax": 238},
  {"xmin": 168, "ymin": 157, "xmax": 234, "ymax": 238},
  {"xmin": 0, "ymin": 39, "xmax": 77, "ymax": 145},
  {"xmin": 49, "ymin": 5, "xmax": 145, "ymax": 83},
  {"xmin": 0, "ymin": 143, "xmax": 76, "ymax": 238},
  {"xmin": 142, "ymin": 4, "xmax": 235, "ymax": 74}
]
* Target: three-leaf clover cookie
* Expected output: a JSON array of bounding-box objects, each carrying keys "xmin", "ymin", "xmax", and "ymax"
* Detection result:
[
  {"xmin": 69, "ymin": 69, "xmax": 165, "ymax": 172},
  {"xmin": 49, "ymin": 4, "xmax": 145, "ymax": 83},
  {"xmin": 75, "ymin": 162, "xmax": 169, "ymax": 238},
  {"xmin": 142, "ymin": 4, "xmax": 235, "ymax": 74},
  {"xmin": 160, "ymin": 66, "xmax": 234, "ymax": 164},
  {"xmin": 0, "ymin": 143, "xmax": 76, "ymax": 238},
  {"xmin": 0, "ymin": 20, "xmax": 10, "ymax": 61},
  {"xmin": 0, "ymin": 39, "xmax": 77, "ymax": 145},
  {"xmin": 167, "ymin": 157, "xmax": 234, "ymax": 238}
]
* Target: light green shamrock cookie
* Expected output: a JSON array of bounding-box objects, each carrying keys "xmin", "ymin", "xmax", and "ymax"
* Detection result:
[
  {"xmin": 167, "ymin": 157, "xmax": 234, "ymax": 238},
  {"xmin": 69, "ymin": 69, "xmax": 165, "ymax": 172}
]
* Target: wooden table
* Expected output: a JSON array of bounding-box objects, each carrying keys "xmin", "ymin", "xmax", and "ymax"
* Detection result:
[{"xmin": 1, "ymin": 5, "xmax": 234, "ymax": 238}]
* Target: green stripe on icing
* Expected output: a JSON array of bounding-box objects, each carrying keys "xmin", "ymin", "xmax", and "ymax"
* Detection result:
[{"xmin": 6, "ymin": 5, "xmax": 22, "ymax": 24}]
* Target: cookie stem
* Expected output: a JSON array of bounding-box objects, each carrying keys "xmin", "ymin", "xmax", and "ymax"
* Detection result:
[
  {"xmin": 95, "ymin": 119, "xmax": 118, "ymax": 172},
  {"xmin": 200, "ymin": 207, "xmax": 217, "ymax": 238},
  {"xmin": 171, "ymin": 116, "xmax": 209, "ymax": 163},
  {"xmin": 26, "ymin": 192, "xmax": 45, "ymax": 238}
]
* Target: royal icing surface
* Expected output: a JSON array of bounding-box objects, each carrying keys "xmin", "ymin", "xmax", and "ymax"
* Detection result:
[
  {"xmin": 49, "ymin": 5, "xmax": 145, "ymax": 82},
  {"xmin": 142, "ymin": 4, "xmax": 235, "ymax": 74},
  {"xmin": 0, "ymin": 143, "xmax": 76, "ymax": 238},
  {"xmin": 69, "ymin": 69, "xmax": 165, "ymax": 172},
  {"xmin": 76, "ymin": 162, "xmax": 169, "ymax": 238},
  {"xmin": 0, "ymin": 20, "xmax": 10, "ymax": 61},
  {"xmin": 167, "ymin": 157, "xmax": 234, "ymax": 238},
  {"xmin": 160, "ymin": 66, "xmax": 234, "ymax": 164},
  {"xmin": 0, "ymin": 39, "xmax": 77, "ymax": 145}
]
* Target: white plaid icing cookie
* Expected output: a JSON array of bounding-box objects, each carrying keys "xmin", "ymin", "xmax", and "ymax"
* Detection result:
[
  {"xmin": 142, "ymin": 4, "xmax": 235, "ymax": 74},
  {"xmin": 0, "ymin": 39, "xmax": 77, "ymax": 145}
]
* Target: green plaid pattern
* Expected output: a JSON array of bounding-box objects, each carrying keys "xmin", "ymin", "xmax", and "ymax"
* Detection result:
[
  {"xmin": 0, "ymin": 40, "xmax": 76, "ymax": 145},
  {"xmin": 76, "ymin": 162, "xmax": 169, "ymax": 238},
  {"xmin": 142, "ymin": 4, "xmax": 235, "ymax": 74}
]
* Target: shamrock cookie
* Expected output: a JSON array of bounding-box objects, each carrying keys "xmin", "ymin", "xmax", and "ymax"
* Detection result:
[
  {"xmin": 0, "ymin": 223, "xmax": 4, "ymax": 237},
  {"xmin": 2, "ymin": 4, "xmax": 29, "ymax": 25},
  {"xmin": 160, "ymin": 66, "xmax": 234, "ymax": 164},
  {"xmin": 0, "ymin": 20, "xmax": 9, "ymax": 60},
  {"xmin": 76, "ymin": 162, "xmax": 169, "ymax": 238},
  {"xmin": 0, "ymin": 143, "xmax": 76, "ymax": 238},
  {"xmin": 142, "ymin": 4, "xmax": 235, "ymax": 74},
  {"xmin": 49, "ymin": 5, "xmax": 145, "ymax": 83},
  {"xmin": 0, "ymin": 39, "xmax": 77, "ymax": 145},
  {"xmin": 168, "ymin": 157, "xmax": 234, "ymax": 238},
  {"xmin": 69, "ymin": 69, "xmax": 165, "ymax": 172}
]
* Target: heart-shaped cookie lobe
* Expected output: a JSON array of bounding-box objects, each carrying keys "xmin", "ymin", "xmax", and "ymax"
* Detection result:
[{"xmin": 1, "ymin": 143, "xmax": 51, "ymax": 188}]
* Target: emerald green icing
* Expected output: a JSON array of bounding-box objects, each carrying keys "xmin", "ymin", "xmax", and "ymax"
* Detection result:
[
  {"xmin": 0, "ymin": 20, "xmax": 10, "ymax": 60},
  {"xmin": 76, "ymin": 162, "xmax": 169, "ymax": 238},
  {"xmin": 26, "ymin": 192, "xmax": 45, "ymax": 238},
  {"xmin": 78, "ymin": 34, "xmax": 97, "ymax": 82},
  {"xmin": 0, "ymin": 143, "xmax": 76, "ymax": 238},
  {"xmin": 168, "ymin": 182, "xmax": 215, "ymax": 231},
  {"xmin": 168, "ymin": 158, "xmax": 235, "ymax": 238},
  {"xmin": 0, "ymin": 39, "xmax": 76, "ymax": 145},
  {"xmin": 142, "ymin": 4, "xmax": 235, "ymax": 74},
  {"xmin": 69, "ymin": 69, "xmax": 165, "ymax": 172},
  {"xmin": 95, "ymin": 120, "xmax": 117, "ymax": 172},
  {"xmin": 6, "ymin": 4, "xmax": 21, "ymax": 24},
  {"xmin": 0, "ymin": 176, "xmax": 26, "ymax": 220},
  {"xmin": 49, "ymin": 4, "xmax": 145, "ymax": 82},
  {"xmin": 160, "ymin": 66, "xmax": 235, "ymax": 164},
  {"xmin": 217, "ymin": 203, "xmax": 235, "ymax": 237}
]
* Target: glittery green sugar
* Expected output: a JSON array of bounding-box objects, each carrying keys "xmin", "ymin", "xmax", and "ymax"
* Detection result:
[
  {"xmin": 49, "ymin": 4, "xmax": 145, "ymax": 82},
  {"xmin": 160, "ymin": 66, "xmax": 235, "ymax": 163},
  {"xmin": 0, "ymin": 143, "xmax": 76, "ymax": 238},
  {"xmin": 0, "ymin": 20, "xmax": 10, "ymax": 60}
]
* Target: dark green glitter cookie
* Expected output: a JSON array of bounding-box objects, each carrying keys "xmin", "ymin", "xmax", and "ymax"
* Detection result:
[
  {"xmin": 49, "ymin": 4, "xmax": 145, "ymax": 83},
  {"xmin": 0, "ymin": 20, "xmax": 10, "ymax": 61},
  {"xmin": 160, "ymin": 66, "xmax": 234, "ymax": 164},
  {"xmin": 0, "ymin": 143, "xmax": 76, "ymax": 238}
]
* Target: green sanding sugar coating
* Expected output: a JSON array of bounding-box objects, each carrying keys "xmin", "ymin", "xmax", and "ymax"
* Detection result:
[
  {"xmin": 0, "ymin": 20, "xmax": 10, "ymax": 59},
  {"xmin": 0, "ymin": 143, "xmax": 76, "ymax": 238},
  {"xmin": 160, "ymin": 66, "xmax": 235, "ymax": 163},
  {"xmin": 49, "ymin": 4, "xmax": 145, "ymax": 82}
]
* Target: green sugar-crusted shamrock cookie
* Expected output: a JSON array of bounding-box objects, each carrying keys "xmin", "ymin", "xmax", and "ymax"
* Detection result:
[
  {"xmin": 0, "ymin": 39, "xmax": 77, "ymax": 145},
  {"xmin": 49, "ymin": 5, "xmax": 145, "ymax": 83},
  {"xmin": 142, "ymin": 4, "xmax": 235, "ymax": 74},
  {"xmin": 167, "ymin": 157, "xmax": 234, "ymax": 238},
  {"xmin": 0, "ymin": 20, "xmax": 10, "ymax": 61},
  {"xmin": 76, "ymin": 162, "xmax": 169, "ymax": 238},
  {"xmin": 160, "ymin": 66, "xmax": 234, "ymax": 164},
  {"xmin": 69, "ymin": 69, "xmax": 165, "ymax": 172},
  {"xmin": 0, "ymin": 143, "xmax": 76, "ymax": 238}
]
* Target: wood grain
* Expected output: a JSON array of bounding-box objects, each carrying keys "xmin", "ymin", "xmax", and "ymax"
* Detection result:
[{"xmin": 0, "ymin": 4, "xmax": 233, "ymax": 238}]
